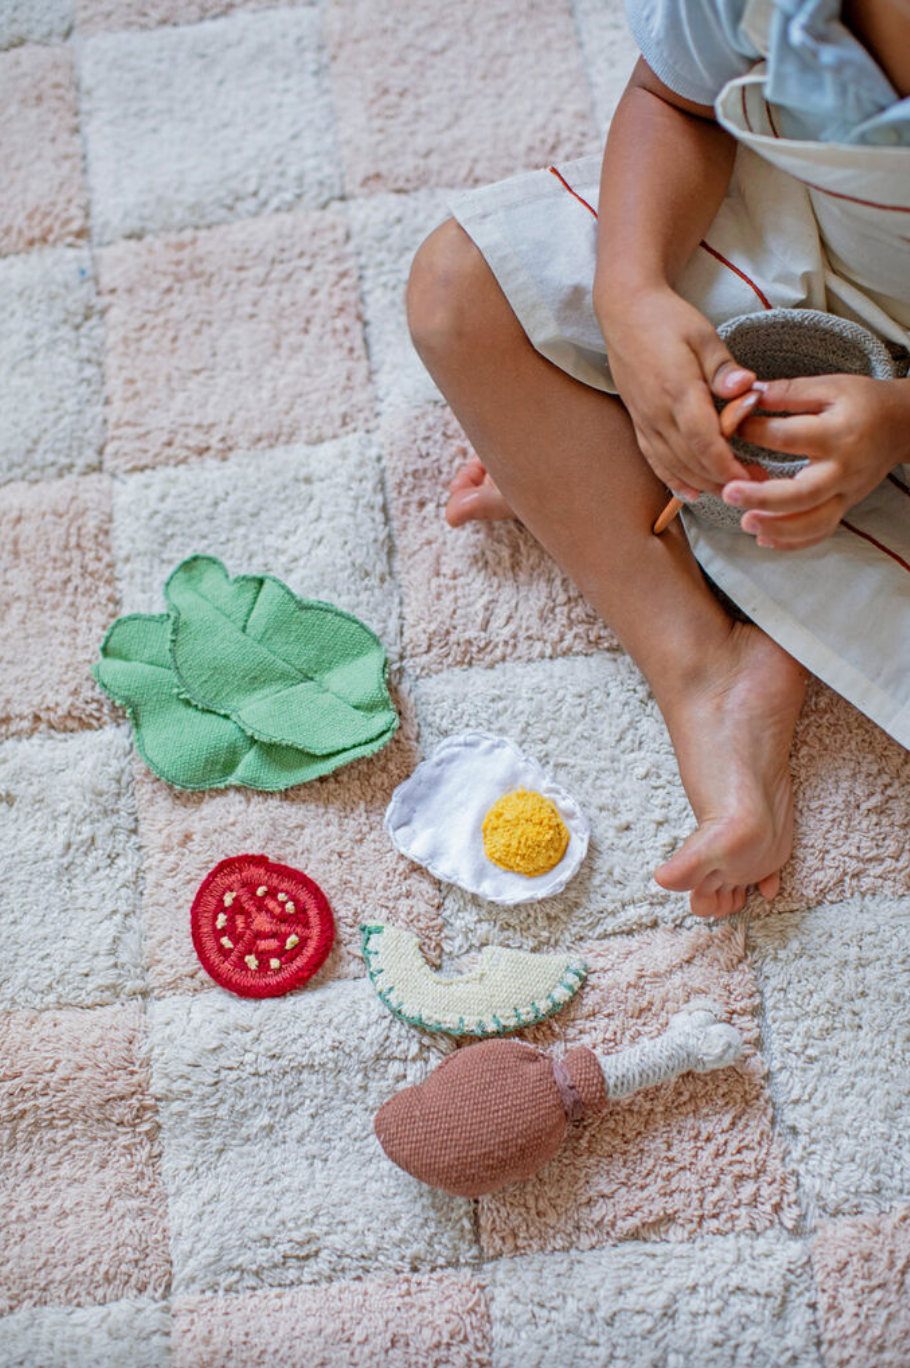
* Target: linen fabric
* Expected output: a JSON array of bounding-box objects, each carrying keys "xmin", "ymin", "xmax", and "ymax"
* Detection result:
[
  {"xmin": 626, "ymin": 0, "xmax": 910, "ymax": 144},
  {"xmin": 450, "ymin": 0, "xmax": 910, "ymax": 749}
]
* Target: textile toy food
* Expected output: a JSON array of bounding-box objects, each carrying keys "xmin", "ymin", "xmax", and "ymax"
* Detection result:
[
  {"xmin": 93, "ymin": 555, "xmax": 398, "ymax": 791},
  {"xmin": 374, "ymin": 999, "xmax": 742, "ymax": 1197},
  {"xmin": 361, "ymin": 922, "xmax": 586, "ymax": 1036},
  {"xmin": 191, "ymin": 854, "xmax": 335, "ymax": 997},
  {"xmin": 384, "ymin": 733, "xmax": 589, "ymax": 904},
  {"xmin": 655, "ymin": 308, "xmax": 899, "ymax": 535}
]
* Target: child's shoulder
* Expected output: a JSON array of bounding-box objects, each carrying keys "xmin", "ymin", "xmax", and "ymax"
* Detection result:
[
  {"xmin": 626, "ymin": 0, "xmax": 910, "ymax": 146},
  {"xmin": 624, "ymin": 0, "xmax": 759, "ymax": 107}
]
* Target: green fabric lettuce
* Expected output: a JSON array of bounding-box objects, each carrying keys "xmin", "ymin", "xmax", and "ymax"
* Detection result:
[{"xmin": 93, "ymin": 556, "xmax": 398, "ymax": 791}]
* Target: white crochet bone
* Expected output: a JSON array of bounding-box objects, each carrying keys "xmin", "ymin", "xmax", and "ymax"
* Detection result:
[{"xmin": 595, "ymin": 998, "xmax": 743, "ymax": 1099}]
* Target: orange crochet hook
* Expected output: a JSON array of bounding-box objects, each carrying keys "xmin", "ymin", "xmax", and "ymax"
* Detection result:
[{"xmin": 652, "ymin": 388, "xmax": 762, "ymax": 535}]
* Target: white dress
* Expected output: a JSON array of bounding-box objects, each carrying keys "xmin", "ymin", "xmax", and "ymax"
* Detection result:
[{"xmin": 450, "ymin": 0, "xmax": 910, "ymax": 750}]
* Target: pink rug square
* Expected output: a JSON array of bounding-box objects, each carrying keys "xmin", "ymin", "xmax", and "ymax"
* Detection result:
[
  {"xmin": 812, "ymin": 1207, "xmax": 910, "ymax": 1368},
  {"xmin": 172, "ymin": 1273, "xmax": 490, "ymax": 1368},
  {"xmin": 324, "ymin": 0, "xmax": 598, "ymax": 194},
  {"xmin": 98, "ymin": 210, "xmax": 373, "ymax": 472},
  {"xmin": 133, "ymin": 697, "xmax": 443, "ymax": 994},
  {"xmin": 0, "ymin": 1004, "xmax": 170, "ymax": 1313},
  {"xmin": 383, "ymin": 407, "xmax": 614, "ymax": 674},
  {"xmin": 478, "ymin": 924, "xmax": 799, "ymax": 1257},
  {"xmin": 0, "ymin": 475, "xmax": 118, "ymax": 738},
  {"xmin": 0, "ymin": 45, "xmax": 87, "ymax": 255}
]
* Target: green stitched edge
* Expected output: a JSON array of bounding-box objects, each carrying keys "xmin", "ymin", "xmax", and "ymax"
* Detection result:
[
  {"xmin": 90, "ymin": 613, "xmax": 243, "ymax": 789},
  {"xmin": 94, "ymin": 631, "xmax": 396, "ymax": 791},
  {"xmin": 93, "ymin": 568, "xmax": 398, "ymax": 790},
  {"xmin": 359, "ymin": 924, "xmax": 587, "ymax": 1038}
]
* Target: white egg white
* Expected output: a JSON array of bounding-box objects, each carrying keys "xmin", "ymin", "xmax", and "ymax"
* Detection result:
[{"xmin": 384, "ymin": 732, "xmax": 589, "ymax": 904}]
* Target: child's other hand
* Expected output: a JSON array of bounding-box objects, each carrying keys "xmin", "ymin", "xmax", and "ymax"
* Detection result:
[
  {"xmin": 604, "ymin": 287, "xmax": 755, "ymax": 499},
  {"xmin": 720, "ymin": 375, "xmax": 910, "ymax": 551}
]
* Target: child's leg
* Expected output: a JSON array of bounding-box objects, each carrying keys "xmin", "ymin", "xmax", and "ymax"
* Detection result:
[{"xmin": 408, "ymin": 219, "xmax": 808, "ymax": 917}]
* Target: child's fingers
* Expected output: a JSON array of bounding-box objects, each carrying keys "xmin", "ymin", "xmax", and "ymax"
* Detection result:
[
  {"xmin": 633, "ymin": 423, "xmax": 710, "ymax": 498},
  {"xmin": 722, "ymin": 462, "xmax": 836, "ymax": 514},
  {"xmin": 719, "ymin": 389, "xmax": 761, "ymax": 438},
  {"xmin": 695, "ymin": 325, "xmax": 756, "ymax": 397},
  {"xmin": 670, "ymin": 388, "xmax": 750, "ymax": 487},
  {"xmin": 741, "ymin": 496, "xmax": 844, "ymax": 550},
  {"xmin": 711, "ymin": 360, "xmax": 758, "ymax": 398},
  {"xmin": 736, "ymin": 412, "xmax": 826, "ymax": 454},
  {"xmin": 748, "ymin": 377, "xmax": 831, "ymax": 414}
]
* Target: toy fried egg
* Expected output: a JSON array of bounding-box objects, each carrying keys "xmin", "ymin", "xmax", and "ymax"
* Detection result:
[{"xmin": 384, "ymin": 733, "xmax": 589, "ymax": 904}]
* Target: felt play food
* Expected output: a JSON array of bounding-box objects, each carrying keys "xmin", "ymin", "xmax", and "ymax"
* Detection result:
[
  {"xmin": 361, "ymin": 922, "xmax": 586, "ymax": 1036},
  {"xmin": 482, "ymin": 788, "xmax": 569, "ymax": 875},
  {"xmin": 191, "ymin": 854, "xmax": 335, "ymax": 997},
  {"xmin": 384, "ymin": 733, "xmax": 588, "ymax": 905},
  {"xmin": 93, "ymin": 555, "xmax": 398, "ymax": 790},
  {"xmin": 374, "ymin": 1000, "xmax": 743, "ymax": 1197}
]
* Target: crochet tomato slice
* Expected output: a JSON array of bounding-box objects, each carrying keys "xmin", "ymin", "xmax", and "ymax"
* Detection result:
[{"xmin": 191, "ymin": 854, "xmax": 335, "ymax": 998}]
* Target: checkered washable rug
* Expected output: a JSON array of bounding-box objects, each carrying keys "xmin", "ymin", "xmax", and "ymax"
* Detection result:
[{"xmin": 1, "ymin": 0, "xmax": 908, "ymax": 1364}]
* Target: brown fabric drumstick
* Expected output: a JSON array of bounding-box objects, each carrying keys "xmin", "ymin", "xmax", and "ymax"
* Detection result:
[
  {"xmin": 373, "ymin": 1004, "xmax": 744, "ymax": 1198},
  {"xmin": 652, "ymin": 389, "xmax": 761, "ymax": 535},
  {"xmin": 374, "ymin": 1039, "xmax": 607, "ymax": 1198}
]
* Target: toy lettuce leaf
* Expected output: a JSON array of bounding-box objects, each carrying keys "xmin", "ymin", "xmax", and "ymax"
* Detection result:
[
  {"xmin": 166, "ymin": 556, "xmax": 393, "ymax": 753},
  {"xmin": 92, "ymin": 558, "xmax": 398, "ymax": 792}
]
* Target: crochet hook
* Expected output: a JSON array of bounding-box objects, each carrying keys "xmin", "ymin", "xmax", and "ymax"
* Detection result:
[{"xmin": 651, "ymin": 388, "xmax": 762, "ymax": 535}]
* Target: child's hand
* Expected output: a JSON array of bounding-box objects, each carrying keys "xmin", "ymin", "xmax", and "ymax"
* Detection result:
[
  {"xmin": 721, "ymin": 375, "xmax": 910, "ymax": 551},
  {"xmin": 603, "ymin": 287, "xmax": 756, "ymax": 498}
]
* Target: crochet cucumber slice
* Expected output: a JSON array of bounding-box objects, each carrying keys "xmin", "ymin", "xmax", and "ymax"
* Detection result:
[{"xmin": 361, "ymin": 923, "xmax": 586, "ymax": 1036}]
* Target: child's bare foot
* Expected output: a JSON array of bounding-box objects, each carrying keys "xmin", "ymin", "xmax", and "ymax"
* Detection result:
[
  {"xmin": 654, "ymin": 622, "xmax": 808, "ymax": 918},
  {"xmin": 445, "ymin": 456, "xmax": 516, "ymax": 527}
]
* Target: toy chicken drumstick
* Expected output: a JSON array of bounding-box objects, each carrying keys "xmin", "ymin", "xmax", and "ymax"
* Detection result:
[
  {"xmin": 374, "ymin": 999, "xmax": 743, "ymax": 1197},
  {"xmin": 652, "ymin": 388, "xmax": 762, "ymax": 535}
]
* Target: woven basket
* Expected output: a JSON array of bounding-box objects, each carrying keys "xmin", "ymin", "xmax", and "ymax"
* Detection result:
[{"xmin": 688, "ymin": 308, "xmax": 897, "ymax": 531}]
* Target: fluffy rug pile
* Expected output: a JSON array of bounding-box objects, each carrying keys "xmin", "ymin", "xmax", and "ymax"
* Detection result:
[{"xmin": 1, "ymin": 1, "xmax": 908, "ymax": 1364}]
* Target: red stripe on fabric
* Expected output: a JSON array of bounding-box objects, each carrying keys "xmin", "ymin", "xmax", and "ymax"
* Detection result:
[
  {"xmin": 548, "ymin": 165, "xmax": 598, "ymax": 218},
  {"xmin": 803, "ymin": 180, "xmax": 910, "ymax": 213},
  {"xmin": 764, "ymin": 100, "xmax": 781, "ymax": 139},
  {"xmin": 549, "ymin": 165, "xmax": 773, "ymax": 318},
  {"xmin": 739, "ymin": 104, "xmax": 909, "ymax": 213},
  {"xmin": 842, "ymin": 519, "xmax": 910, "ymax": 574},
  {"xmin": 888, "ymin": 470, "xmax": 910, "ymax": 499},
  {"xmin": 698, "ymin": 240, "xmax": 773, "ymax": 309}
]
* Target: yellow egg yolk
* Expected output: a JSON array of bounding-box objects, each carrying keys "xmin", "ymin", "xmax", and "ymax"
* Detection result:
[{"xmin": 482, "ymin": 788, "xmax": 570, "ymax": 876}]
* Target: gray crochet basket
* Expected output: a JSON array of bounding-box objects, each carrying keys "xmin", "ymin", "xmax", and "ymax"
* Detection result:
[{"xmin": 688, "ymin": 308, "xmax": 897, "ymax": 531}]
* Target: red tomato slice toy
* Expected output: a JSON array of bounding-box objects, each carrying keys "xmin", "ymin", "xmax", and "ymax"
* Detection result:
[{"xmin": 191, "ymin": 854, "xmax": 335, "ymax": 998}]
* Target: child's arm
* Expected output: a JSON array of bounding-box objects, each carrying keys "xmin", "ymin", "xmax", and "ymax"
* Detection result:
[
  {"xmin": 721, "ymin": 374, "xmax": 910, "ymax": 549},
  {"xmin": 593, "ymin": 58, "xmax": 757, "ymax": 500}
]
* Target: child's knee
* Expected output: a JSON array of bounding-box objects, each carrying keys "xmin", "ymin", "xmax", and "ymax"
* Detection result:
[{"xmin": 407, "ymin": 218, "xmax": 491, "ymax": 360}]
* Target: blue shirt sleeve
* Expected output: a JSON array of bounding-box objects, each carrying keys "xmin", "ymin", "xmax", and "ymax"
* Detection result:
[{"xmin": 624, "ymin": 0, "xmax": 760, "ymax": 105}]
